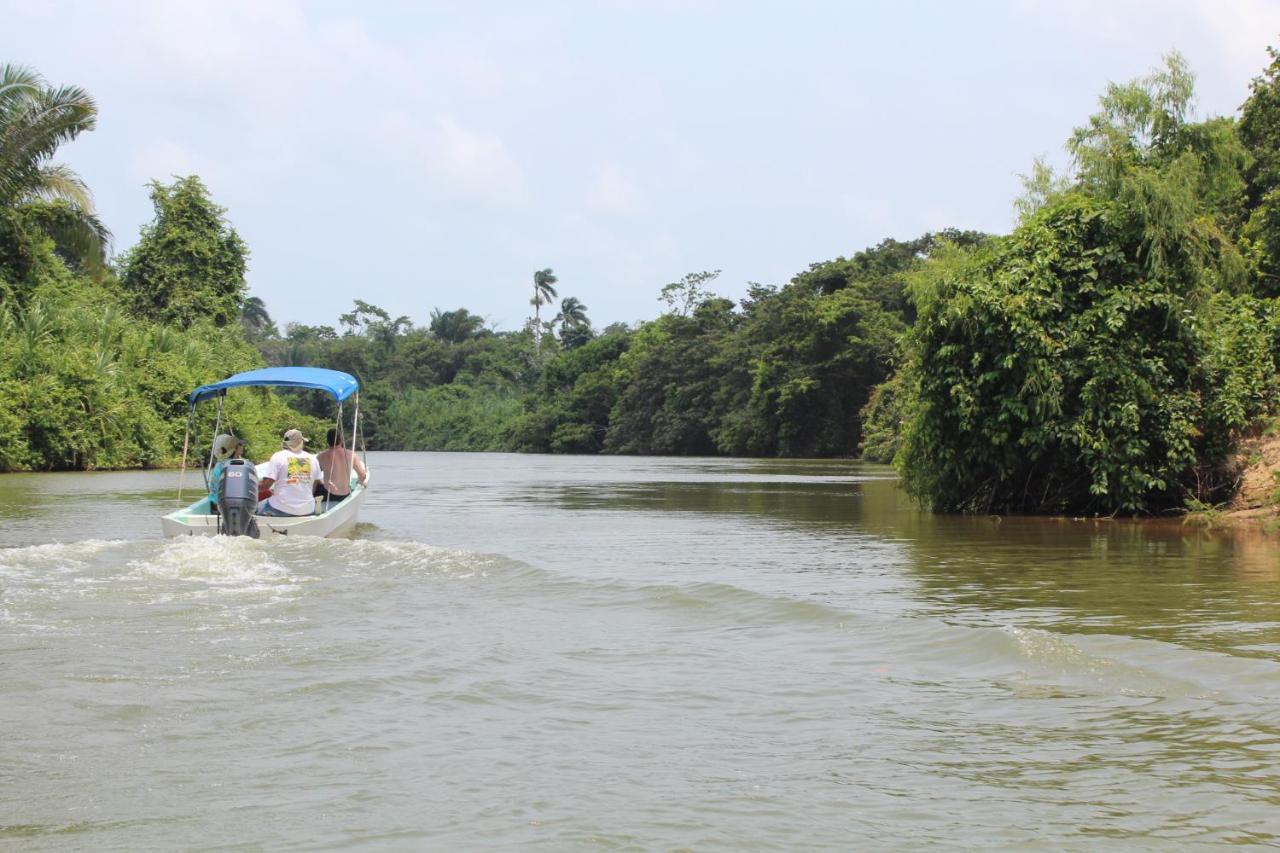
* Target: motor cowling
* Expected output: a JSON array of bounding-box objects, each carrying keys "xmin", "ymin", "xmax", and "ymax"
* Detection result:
[{"xmin": 218, "ymin": 458, "xmax": 261, "ymax": 538}]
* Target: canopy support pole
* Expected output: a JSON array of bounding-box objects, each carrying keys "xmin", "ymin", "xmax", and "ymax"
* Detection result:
[
  {"xmin": 353, "ymin": 392, "xmax": 366, "ymax": 467},
  {"xmin": 176, "ymin": 406, "xmax": 195, "ymax": 506},
  {"xmin": 203, "ymin": 393, "xmax": 224, "ymax": 493}
]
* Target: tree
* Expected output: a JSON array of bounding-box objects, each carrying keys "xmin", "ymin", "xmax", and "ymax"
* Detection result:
[
  {"xmin": 267, "ymin": 322, "xmax": 338, "ymax": 367},
  {"xmin": 898, "ymin": 196, "xmax": 1269, "ymax": 515},
  {"xmin": 429, "ymin": 307, "xmax": 486, "ymax": 343},
  {"xmin": 725, "ymin": 277, "xmax": 907, "ymax": 457},
  {"xmin": 530, "ymin": 267, "xmax": 558, "ymax": 353},
  {"xmin": 117, "ymin": 176, "xmax": 248, "ymax": 328},
  {"xmin": 336, "ymin": 299, "xmax": 410, "ymax": 368},
  {"xmin": 1241, "ymin": 45, "xmax": 1280, "ymax": 205},
  {"xmin": 240, "ymin": 295, "xmax": 277, "ymax": 340},
  {"xmin": 0, "ymin": 64, "xmax": 109, "ymax": 280},
  {"xmin": 1014, "ymin": 156, "xmax": 1072, "ymax": 222},
  {"xmin": 554, "ymin": 296, "xmax": 587, "ymax": 329},
  {"xmin": 1068, "ymin": 51, "xmax": 1249, "ymax": 284},
  {"xmin": 659, "ymin": 269, "xmax": 720, "ymax": 316},
  {"xmin": 511, "ymin": 331, "xmax": 631, "ymax": 453},
  {"xmin": 339, "ymin": 299, "xmax": 391, "ymax": 335},
  {"xmin": 607, "ymin": 298, "xmax": 739, "ymax": 455},
  {"xmin": 894, "ymin": 54, "xmax": 1267, "ymax": 515},
  {"xmin": 553, "ymin": 296, "xmax": 591, "ymax": 348},
  {"xmin": 1240, "ymin": 43, "xmax": 1280, "ymax": 295},
  {"xmin": 790, "ymin": 232, "xmax": 988, "ymax": 302}
]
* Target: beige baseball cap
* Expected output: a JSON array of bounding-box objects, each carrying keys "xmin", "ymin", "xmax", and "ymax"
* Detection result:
[
  {"xmin": 213, "ymin": 433, "xmax": 241, "ymax": 459},
  {"xmin": 282, "ymin": 428, "xmax": 307, "ymax": 451}
]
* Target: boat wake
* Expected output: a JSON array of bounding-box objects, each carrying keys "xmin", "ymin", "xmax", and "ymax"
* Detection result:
[{"xmin": 3, "ymin": 534, "xmax": 1279, "ymax": 713}]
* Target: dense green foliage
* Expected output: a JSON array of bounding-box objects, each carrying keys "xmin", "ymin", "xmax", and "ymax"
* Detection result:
[
  {"xmin": 898, "ymin": 195, "xmax": 1275, "ymax": 513},
  {"xmin": 117, "ymin": 176, "xmax": 249, "ymax": 328},
  {"xmin": 894, "ymin": 52, "xmax": 1280, "ymax": 514},
  {"xmin": 264, "ymin": 233, "xmax": 958, "ymax": 459},
  {"xmin": 0, "ymin": 221, "xmax": 310, "ymax": 470},
  {"xmin": 0, "ymin": 65, "xmax": 320, "ymax": 471},
  {"xmin": 1241, "ymin": 46, "xmax": 1280, "ymax": 295}
]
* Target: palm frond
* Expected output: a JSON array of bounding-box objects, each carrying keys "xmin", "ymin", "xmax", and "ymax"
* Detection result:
[
  {"xmin": 17, "ymin": 300, "xmax": 57, "ymax": 371},
  {"xmin": 91, "ymin": 348, "xmax": 120, "ymax": 384},
  {"xmin": 0, "ymin": 64, "xmax": 43, "ymax": 110},
  {"xmin": 0, "ymin": 80, "xmax": 97, "ymax": 204},
  {"xmin": 149, "ymin": 325, "xmax": 177, "ymax": 354},
  {"xmin": 182, "ymin": 339, "xmax": 207, "ymax": 370},
  {"xmin": 22, "ymin": 163, "xmax": 94, "ymax": 209},
  {"xmin": 19, "ymin": 199, "xmax": 110, "ymax": 268}
]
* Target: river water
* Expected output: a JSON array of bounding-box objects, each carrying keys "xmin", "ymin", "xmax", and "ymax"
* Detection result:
[{"xmin": 2, "ymin": 452, "xmax": 1278, "ymax": 849}]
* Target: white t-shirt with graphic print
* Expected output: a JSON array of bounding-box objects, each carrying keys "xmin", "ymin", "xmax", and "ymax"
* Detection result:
[{"xmin": 264, "ymin": 449, "xmax": 324, "ymax": 515}]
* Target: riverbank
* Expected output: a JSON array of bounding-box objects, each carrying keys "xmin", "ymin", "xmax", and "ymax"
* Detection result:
[{"xmin": 1180, "ymin": 424, "xmax": 1280, "ymax": 532}]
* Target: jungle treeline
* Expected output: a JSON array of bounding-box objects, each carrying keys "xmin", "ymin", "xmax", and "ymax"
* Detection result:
[{"xmin": 3, "ymin": 48, "xmax": 1280, "ymax": 517}]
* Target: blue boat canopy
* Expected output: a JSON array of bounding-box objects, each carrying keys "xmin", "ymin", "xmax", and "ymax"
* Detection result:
[{"xmin": 189, "ymin": 367, "xmax": 359, "ymax": 405}]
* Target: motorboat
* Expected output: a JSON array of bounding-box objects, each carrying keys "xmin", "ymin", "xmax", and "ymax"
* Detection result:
[{"xmin": 161, "ymin": 367, "xmax": 369, "ymax": 538}]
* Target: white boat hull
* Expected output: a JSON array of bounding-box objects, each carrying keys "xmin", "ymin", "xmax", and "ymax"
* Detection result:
[{"xmin": 161, "ymin": 471, "xmax": 368, "ymax": 539}]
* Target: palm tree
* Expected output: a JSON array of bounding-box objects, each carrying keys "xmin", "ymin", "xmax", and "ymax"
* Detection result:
[
  {"xmin": 429, "ymin": 307, "xmax": 486, "ymax": 343},
  {"xmin": 0, "ymin": 64, "xmax": 109, "ymax": 268},
  {"xmin": 556, "ymin": 297, "xmax": 594, "ymax": 350},
  {"xmin": 530, "ymin": 267, "xmax": 558, "ymax": 353},
  {"xmin": 240, "ymin": 295, "xmax": 278, "ymax": 340},
  {"xmin": 554, "ymin": 296, "xmax": 589, "ymax": 335}
]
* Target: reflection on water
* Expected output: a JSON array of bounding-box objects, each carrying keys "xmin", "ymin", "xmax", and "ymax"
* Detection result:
[
  {"xmin": 1, "ymin": 453, "xmax": 1279, "ymax": 848},
  {"xmin": 538, "ymin": 463, "xmax": 1280, "ymax": 659}
]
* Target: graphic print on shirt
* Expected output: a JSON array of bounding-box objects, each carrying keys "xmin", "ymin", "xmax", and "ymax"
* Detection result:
[{"xmin": 286, "ymin": 456, "xmax": 313, "ymax": 486}]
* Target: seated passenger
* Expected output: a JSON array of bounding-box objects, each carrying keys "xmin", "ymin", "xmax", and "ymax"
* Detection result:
[
  {"xmin": 258, "ymin": 428, "xmax": 324, "ymax": 517},
  {"xmin": 208, "ymin": 433, "xmax": 245, "ymax": 515},
  {"xmin": 314, "ymin": 428, "xmax": 368, "ymax": 511}
]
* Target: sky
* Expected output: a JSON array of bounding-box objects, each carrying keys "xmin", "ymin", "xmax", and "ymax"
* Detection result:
[{"xmin": 3, "ymin": 0, "xmax": 1279, "ymax": 333}]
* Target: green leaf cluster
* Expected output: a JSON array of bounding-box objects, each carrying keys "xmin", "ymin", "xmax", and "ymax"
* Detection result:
[
  {"xmin": 898, "ymin": 193, "xmax": 1276, "ymax": 514},
  {"xmin": 116, "ymin": 176, "xmax": 249, "ymax": 328}
]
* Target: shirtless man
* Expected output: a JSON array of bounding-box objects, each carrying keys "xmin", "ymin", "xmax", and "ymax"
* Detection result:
[{"xmin": 315, "ymin": 428, "xmax": 368, "ymax": 510}]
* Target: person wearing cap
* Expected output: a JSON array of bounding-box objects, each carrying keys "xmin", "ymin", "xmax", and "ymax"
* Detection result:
[
  {"xmin": 314, "ymin": 427, "xmax": 368, "ymax": 510},
  {"xmin": 208, "ymin": 433, "xmax": 245, "ymax": 515},
  {"xmin": 259, "ymin": 428, "xmax": 324, "ymax": 517}
]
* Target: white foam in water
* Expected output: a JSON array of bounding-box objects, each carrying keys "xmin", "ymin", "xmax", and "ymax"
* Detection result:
[
  {"xmin": 127, "ymin": 537, "xmax": 295, "ymax": 587},
  {"xmin": 996, "ymin": 624, "xmax": 1280, "ymax": 703},
  {"xmin": 314, "ymin": 537, "xmax": 506, "ymax": 577},
  {"xmin": 0, "ymin": 539, "xmax": 123, "ymax": 577},
  {"xmin": 119, "ymin": 536, "xmax": 506, "ymax": 600}
]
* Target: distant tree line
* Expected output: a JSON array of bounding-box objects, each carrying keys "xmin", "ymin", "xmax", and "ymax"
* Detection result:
[{"xmin": 255, "ymin": 230, "xmax": 978, "ymax": 458}]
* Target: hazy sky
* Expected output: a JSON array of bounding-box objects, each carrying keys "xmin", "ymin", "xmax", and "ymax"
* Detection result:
[{"xmin": 3, "ymin": 1, "xmax": 1279, "ymax": 332}]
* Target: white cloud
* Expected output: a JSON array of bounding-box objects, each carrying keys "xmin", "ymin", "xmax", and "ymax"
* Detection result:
[
  {"xmin": 1184, "ymin": 0, "xmax": 1280, "ymax": 85},
  {"xmin": 377, "ymin": 112, "xmax": 528, "ymax": 206},
  {"xmin": 585, "ymin": 162, "xmax": 645, "ymax": 217},
  {"xmin": 1007, "ymin": 0, "xmax": 1280, "ymax": 112},
  {"xmin": 432, "ymin": 116, "xmax": 528, "ymax": 205},
  {"xmin": 130, "ymin": 139, "xmax": 226, "ymax": 188}
]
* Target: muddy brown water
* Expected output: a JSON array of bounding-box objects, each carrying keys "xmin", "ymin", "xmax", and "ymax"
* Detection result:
[{"xmin": 2, "ymin": 453, "xmax": 1278, "ymax": 848}]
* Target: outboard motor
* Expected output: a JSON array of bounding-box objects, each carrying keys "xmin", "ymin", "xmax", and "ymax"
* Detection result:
[{"xmin": 217, "ymin": 458, "xmax": 261, "ymax": 538}]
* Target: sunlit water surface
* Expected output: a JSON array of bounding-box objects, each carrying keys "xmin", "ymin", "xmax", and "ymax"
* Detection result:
[{"xmin": 2, "ymin": 453, "xmax": 1279, "ymax": 848}]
